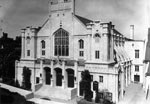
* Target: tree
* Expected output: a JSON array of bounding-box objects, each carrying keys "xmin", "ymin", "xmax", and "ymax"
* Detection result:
[
  {"xmin": 22, "ymin": 67, "xmax": 31, "ymax": 90},
  {"xmin": 80, "ymin": 70, "xmax": 93, "ymax": 101}
]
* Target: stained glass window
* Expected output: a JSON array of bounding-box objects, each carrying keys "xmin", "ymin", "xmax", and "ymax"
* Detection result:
[{"xmin": 54, "ymin": 28, "xmax": 69, "ymax": 56}]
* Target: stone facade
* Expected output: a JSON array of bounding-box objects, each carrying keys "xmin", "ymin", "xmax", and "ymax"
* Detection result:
[
  {"xmin": 15, "ymin": 0, "xmax": 132, "ymax": 103},
  {"xmin": 143, "ymin": 28, "xmax": 150, "ymax": 97},
  {"xmin": 125, "ymin": 40, "xmax": 145, "ymax": 84}
]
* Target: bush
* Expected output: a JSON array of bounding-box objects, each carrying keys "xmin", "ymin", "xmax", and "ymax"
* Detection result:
[{"xmin": 15, "ymin": 79, "xmax": 20, "ymax": 88}]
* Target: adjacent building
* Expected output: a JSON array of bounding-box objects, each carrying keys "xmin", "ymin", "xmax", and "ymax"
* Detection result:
[
  {"xmin": 125, "ymin": 25, "xmax": 145, "ymax": 84},
  {"xmin": 15, "ymin": 0, "xmax": 132, "ymax": 103},
  {"xmin": 143, "ymin": 28, "xmax": 150, "ymax": 100}
]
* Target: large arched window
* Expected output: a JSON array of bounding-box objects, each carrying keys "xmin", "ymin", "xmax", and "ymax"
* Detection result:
[
  {"xmin": 79, "ymin": 39, "xmax": 84, "ymax": 49},
  {"xmin": 54, "ymin": 28, "xmax": 69, "ymax": 56}
]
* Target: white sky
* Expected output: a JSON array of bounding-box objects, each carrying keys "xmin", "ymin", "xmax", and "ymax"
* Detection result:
[{"xmin": 0, "ymin": 0, "xmax": 149, "ymax": 40}]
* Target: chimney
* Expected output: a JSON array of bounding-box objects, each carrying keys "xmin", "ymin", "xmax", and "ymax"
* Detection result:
[
  {"xmin": 130, "ymin": 25, "xmax": 134, "ymax": 40},
  {"xmin": 148, "ymin": 28, "xmax": 150, "ymax": 42}
]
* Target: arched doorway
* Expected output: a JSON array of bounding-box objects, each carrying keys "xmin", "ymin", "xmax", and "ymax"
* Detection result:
[
  {"xmin": 44, "ymin": 67, "xmax": 51, "ymax": 85},
  {"xmin": 66, "ymin": 69, "xmax": 74, "ymax": 88},
  {"xmin": 55, "ymin": 68, "xmax": 62, "ymax": 86}
]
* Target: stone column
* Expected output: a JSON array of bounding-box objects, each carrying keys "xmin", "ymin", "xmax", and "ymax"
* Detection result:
[
  {"xmin": 103, "ymin": 34, "xmax": 109, "ymax": 61},
  {"xmin": 15, "ymin": 60, "xmax": 19, "ymax": 81},
  {"xmin": 129, "ymin": 63, "xmax": 132, "ymax": 84},
  {"xmin": 127, "ymin": 65, "xmax": 130, "ymax": 85},
  {"xmin": 21, "ymin": 30, "xmax": 25, "ymax": 59},
  {"xmin": 51, "ymin": 60, "xmax": 54, "ymax": 87},
  {"xmin": 74, "ymin": 60, "xmax": 78, "ymax": 88},
  {"xmin": 31, "ymin": 68, "xmax": 35, "ymax": 92},
  {"xmin": 40, "ymin": 59, "xmax": 44, "ymax": 84},
  {"xmin": 121, "ymin": 65, "xmax": 124, "ymax": 98},
  {"xmin": 88, "ymin": 34, "xmax": 92, "ymax": 61},
  {"xmin": 62, "ymin": 60, "xmax": 66, "ymax": 88},
  {"xmin": 115, "ymin": 73, "xmax": 119, "ymax": 103},
  {"xmin": 125, "ymin": 66, "xmax": 128, "ymax": 87}
]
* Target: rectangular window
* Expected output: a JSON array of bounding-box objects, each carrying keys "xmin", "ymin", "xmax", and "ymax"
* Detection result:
[
  {"xmin": 42, "ymin": 50, "xmax": 45, "ymax": 56},
  {"xmin": 95, "ymin": 51, "xmax": 100, "ymax": 59},
  {"xmin": 36, "ymin": 77, "xmax": 40, "ymax": 84},
  {"xmin": 27, "ymin": 50, "xmax": 30, "ymax": 56},
  {"xmin": 99, "ymin": 76, "xmax": 103, "ymax": 83},
  {"xmin": 79, "ymin": 51, "xmax": 84, "ymax": 57},
  {"xmin": 135, "ymin": 50, "xmax": 139, "ymax": 58},
  {"xmin": 135, "ymin": 65, "xmax": 139, "ymax": 72}
]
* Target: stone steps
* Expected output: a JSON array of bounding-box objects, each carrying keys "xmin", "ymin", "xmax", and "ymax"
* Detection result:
[{"xmin": 34, "ymin": 85, "xmax": 77, "ymax": 104}]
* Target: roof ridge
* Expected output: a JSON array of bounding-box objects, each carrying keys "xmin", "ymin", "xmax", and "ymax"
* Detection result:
[{"xmin": 75, "ymin": 14, "xmax": 92, "ymax": 26}]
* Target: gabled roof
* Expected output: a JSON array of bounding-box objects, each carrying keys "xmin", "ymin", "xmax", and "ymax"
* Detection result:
[
  {"xmin": 75, "ymin": 15, "xmax": 92, "ymax": 26},
  {"xmin": 144, "ymin": 28, "xmax": 150, "ymax": 62},
  {"xmin": 146, "ymin": 64, "xmax": 150, "ymax": 76},
  {"xmin": 145, "ymin": 43, "xmax": 150, "ymax": 62},
  {"xmin": 113, "ymin": 29, "xmax": 123, "ymax": 36}
]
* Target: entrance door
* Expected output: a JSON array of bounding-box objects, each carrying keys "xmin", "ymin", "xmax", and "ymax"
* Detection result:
[
  {"xmin": 67, "ymin": 69, "xmax": 74, "ymax": 88},
  {"xmin": 44, "ymin": 67, "xmax": 51, "ymax": 85},
  {"xmin": 55, "ymin": 68, "xmax": 62, "ymax": 86},
  {"xmin": 134, "ymin": 75, "xmax": 140, "ymax": 82}
]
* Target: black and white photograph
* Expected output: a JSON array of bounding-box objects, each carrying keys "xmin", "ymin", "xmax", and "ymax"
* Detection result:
[{"xmin": 0, "ymin": 0, "xmax": 150, "ymax": 104}]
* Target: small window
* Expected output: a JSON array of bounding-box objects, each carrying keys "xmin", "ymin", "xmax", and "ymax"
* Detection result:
[
  {"xmin": 99, "ymin": 76, "xmax": 103, "ymax": 83},
  {"xmin": 135, "ymin": 50, "xmax": 139, "ymax": 58},
  {"xmin": 79, "ymin": 51, "xmax": 84, "ymax": 57},
  {"xmin": 135, "ymin": 65, "xmax": 139, "ymax": 72},
  {"xmin": 36, "ymin": 77, "xmax": 40, "ymax": 84},
  {"xmin": 26, "ymin": 36, "xmax": 30, "ymax": 44},
  {"xmin": 64, "ymin": 0, "xmax": 70, "ymax": 2},
  {"xmin": 95, "ymin": 51, "xmax": 100, "ymax": 59},
  {"xmin": 41, "ymin": 40, "xmax": 45, "ymax": 49},
  {"xmin": 27, "ymin": 50, "xmax": 30, "ymax": 56},
  {"xmin": 42, "ymin": 50, "xmax": 45, "ymax": 56},
  {"xmin": 94, "ymin": 33, "xmax": 100, "ymax": 43},
  {"xmin": 79, "ymin": 39, "xmax": 84, "ymax": 49}
]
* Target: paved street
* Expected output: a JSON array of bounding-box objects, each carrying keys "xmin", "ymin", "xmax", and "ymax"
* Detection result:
[{"xmin": 118, "ymin": 83, "xmax": 150, "ymax": 104}]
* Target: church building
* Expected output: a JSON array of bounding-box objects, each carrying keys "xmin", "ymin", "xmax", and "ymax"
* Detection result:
[{"xmin": 15, "ymin": 0, "xmax": 132, "ymax": 103}]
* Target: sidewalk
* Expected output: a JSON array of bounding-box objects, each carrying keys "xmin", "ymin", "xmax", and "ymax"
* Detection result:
[
  {"xmin": 118, "ymin": 83, "xmax": 149, "ymax": 104},
  {"xmin": 0, "ymin": 82, "xmax": 33, "ymax": 99},
  {"xmin": 28, "ymin": 98, "xmax": 66, "ymax": 104}
]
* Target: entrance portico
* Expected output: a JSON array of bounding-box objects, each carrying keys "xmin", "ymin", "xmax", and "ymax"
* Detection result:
[
  {"xmin": 35, "ymin": 58, "xmax": 78, "ymax": 100},
  {"xmin": 40, "ymin": 58, "xmax": 78, "ymax": 89}
]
